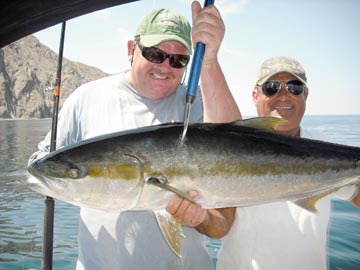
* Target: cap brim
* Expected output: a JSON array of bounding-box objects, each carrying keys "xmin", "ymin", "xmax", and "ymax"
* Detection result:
[
  {"xmin": 140, "ymin": 34, "xmax": 192, "ymax": 54},
  {"xmin": 257, "ymin": 71, "xmax": 307, "ymax": 86}
]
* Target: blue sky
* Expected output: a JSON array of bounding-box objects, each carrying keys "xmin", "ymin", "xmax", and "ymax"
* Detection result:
[{"xmin": 34, "ymin": 0, "xmax": 360, "ymax": 116}]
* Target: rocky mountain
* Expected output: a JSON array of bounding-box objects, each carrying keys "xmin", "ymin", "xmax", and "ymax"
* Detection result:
[{"xmin": 0, "ymin": 35, "xmax": 108, "ymax": 118}]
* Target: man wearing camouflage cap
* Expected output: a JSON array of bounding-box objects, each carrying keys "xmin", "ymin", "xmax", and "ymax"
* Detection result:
[
  {"xmin": 217, "ymin": 56, "xmax": 360, "ymax": 270},
  {"xmin": 252, "ymin": 55, "xmax": 308, "ymax": 136}
]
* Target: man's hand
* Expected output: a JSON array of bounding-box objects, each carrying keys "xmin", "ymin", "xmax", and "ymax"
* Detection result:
[
  {"xmin": 166, "ymin": 190, "xmax": 208, "ymax": 227},
  {"xmin": 351, "ymin": 183, "xmax": 360, "ymax": 207},
  {"xmin": 166, "ymin": 190, "xmax": 236, "ymax": 238},
  {"xmin": 191, "ymin": 1, "xmax": 225, "ymax": 66},
  {"xmin": 28, "ymin": 151, "xmax": 49, "ymax": 166}
]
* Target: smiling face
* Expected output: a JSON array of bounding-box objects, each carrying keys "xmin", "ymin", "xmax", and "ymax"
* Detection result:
[
  {"xmin": 253, "ymin": 72, "xmax": 309, "ymax": 136},
  {"xmin": 125, "ymin": 39, "xmax": 188, "ymax": 100}
]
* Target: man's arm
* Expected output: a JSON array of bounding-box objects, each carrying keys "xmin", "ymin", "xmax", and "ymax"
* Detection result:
[
  {"xmin": 335, "ymin": 183, "xmax": 360, "ymax": 208},
  {"xmin": 351, "ymin": 183, "xmax": 360, "ymax": 207},
  {"xmin": 166, "ymin": 191, "xmax": 235, "ymax": 238},
  {"xmin": 165, "ymin": 1, "xmax": 239, "ymax": 238}
]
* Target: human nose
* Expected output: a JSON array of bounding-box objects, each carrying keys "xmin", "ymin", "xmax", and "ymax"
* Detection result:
[
  {"xmin": 281, "ymin": 82, "xmax": 293, "ymax": 95},
  {"xmin": 277, "ymin": 83, "xmax": 290, "ymax": 100}
]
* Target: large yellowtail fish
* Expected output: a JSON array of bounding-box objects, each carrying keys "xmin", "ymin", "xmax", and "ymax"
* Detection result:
[{"xmin": 27, "ymin": 117, "xmax": 360, "ymax": 256}]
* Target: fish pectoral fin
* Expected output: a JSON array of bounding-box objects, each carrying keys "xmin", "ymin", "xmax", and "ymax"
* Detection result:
[
  {"xmin": 147, "ymin": 177, "xmax": 196, "ymax": 203},
  {"xmin": 292, "ymin": 189, "xmax": 339, "ymax": 214},
  {"xmin": 154, "ymin": 209, "xmax": 182, "ymax": 257},
  {"xmin": 233, "ymin": 116, "xmax": 287, "ymax": 131}
]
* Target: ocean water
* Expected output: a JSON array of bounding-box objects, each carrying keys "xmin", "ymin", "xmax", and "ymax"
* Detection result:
[{"xmin": 0, "ymin": 115, "xmax": 359, "ymax": 270}]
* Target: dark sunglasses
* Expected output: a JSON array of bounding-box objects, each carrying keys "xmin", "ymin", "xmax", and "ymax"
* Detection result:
[
  {"xmin": 261, "ymin": 80, "xmax": 305, "ymax": 97},
  {"xmin": 137, "ymin": 42, "xmax": 190, "ymax": 69}
]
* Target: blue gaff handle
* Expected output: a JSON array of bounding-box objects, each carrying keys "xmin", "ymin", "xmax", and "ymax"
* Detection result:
[
  {"xmin": 186, "ymin": 43, "xmax": 205, "ymax": 102},
  {"xmin": 185, "ymin": 0, "xmax": 215, "ymax": 103}
]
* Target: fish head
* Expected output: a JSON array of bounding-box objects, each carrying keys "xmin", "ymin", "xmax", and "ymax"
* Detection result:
[
  {"xmin": 27, "ymin": 152, "xmax": 90, "ymax": 195},
  {"xmin": 26, "ymin": 146, "xmax": 147, "ymax": 211}
]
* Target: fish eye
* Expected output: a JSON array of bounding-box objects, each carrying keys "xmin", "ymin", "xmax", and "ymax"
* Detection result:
[{"xmin": 67, "ymin": 166, "xmax": 82, "ymax": 179}]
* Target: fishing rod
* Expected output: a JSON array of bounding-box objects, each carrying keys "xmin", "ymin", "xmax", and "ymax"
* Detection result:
[
  {"xmin": 181, "ymin": 0, "xmax": 215, "ymax": 142},
  {"xmin": 42, "ymin": 21, "xmax": 66, "ymax": 270}
]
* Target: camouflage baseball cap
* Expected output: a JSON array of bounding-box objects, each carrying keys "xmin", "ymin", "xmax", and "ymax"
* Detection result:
[
  {"xmin": 135, "ymin": 9, "xmax": 192, "ymax": 54},
  {"xmin": 256, "ymin": 56, "xmax": 307, "ymax": 86}
]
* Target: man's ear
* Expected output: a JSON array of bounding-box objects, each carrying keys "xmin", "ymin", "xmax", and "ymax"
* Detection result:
[
  {"xmin": 127, "ymin": 40, "xmax": 135, "ymax": 62},
  {"xmin": 304, "ymin": 86, "xmax": 309, "ymax": 100},
  {"xmin": 252, "ymin": 88, "xmax": 258, "ymax": 105}
]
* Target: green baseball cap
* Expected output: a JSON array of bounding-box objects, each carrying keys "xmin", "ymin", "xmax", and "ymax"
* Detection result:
[
  {"xmin": 256, "ymin": 56, "xmax": 307, "ymax": 86},
  {"xmin": 135, "ymin": 9, "xmax": 192, "ymax": 54}
]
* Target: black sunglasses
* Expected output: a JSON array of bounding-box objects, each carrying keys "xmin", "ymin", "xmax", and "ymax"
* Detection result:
[
  {"xmin": 137, "ymin": 42, "xmax": 190, "ymax": 69},
  {"xmin": 261, "ymin": 80, "xmax": 305, "ymax": 97}
]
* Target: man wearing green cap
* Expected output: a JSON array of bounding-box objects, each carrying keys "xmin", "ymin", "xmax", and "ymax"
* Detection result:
[
  {"xmin": 30, "ymin": 2, "xmax": 240, "ymax": 269},
  {"xmin": 217, "ymin": 56, "xmax": 360, "ymax": 270}
]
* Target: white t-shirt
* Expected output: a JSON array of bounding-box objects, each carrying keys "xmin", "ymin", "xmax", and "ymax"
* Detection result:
[
  {"xmin": 38, "ymin": 71, "xmax": 213, "ymax": 270},
  {"xmin": 216, "ymin": 128, "xmax": 357, "ymax": 270}
]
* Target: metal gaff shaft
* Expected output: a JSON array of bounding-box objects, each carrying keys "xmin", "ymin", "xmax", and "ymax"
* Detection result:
[{"xmin": 181, "ymin": 0, "xmax": 215, "ymax": 142}]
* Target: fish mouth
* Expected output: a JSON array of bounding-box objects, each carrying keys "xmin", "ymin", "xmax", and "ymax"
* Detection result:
[
  {"xmin": 27, "ymin": 161, "xmax": 66, "ymax": 194},
  {"xmin": 27, "ymin": 162, "xmax": 43, "ymax": 182},
  {"xmin": 27, "ymin": 162, "xmax": 54, "ymax": 193}
]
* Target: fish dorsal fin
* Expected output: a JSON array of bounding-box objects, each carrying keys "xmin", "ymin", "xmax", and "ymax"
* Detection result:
[
  {"xmin": 292, "ymin": 188, "xmax": 339, "ymax": 214},
  {"xmin": 154, "ymin": 209, "xmax": 183, "ymax": 257},
  {"xmin": 233, "ymin": 117, "xmax": 287, "ymax": 131}
]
